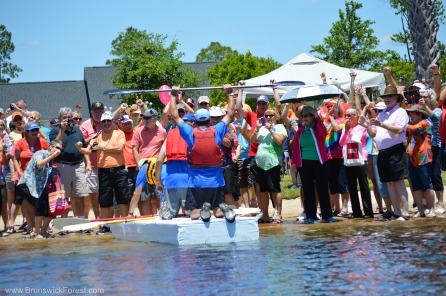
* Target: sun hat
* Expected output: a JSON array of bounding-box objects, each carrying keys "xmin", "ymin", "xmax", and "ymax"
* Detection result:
[
  {"xmin": 194, "ymin": 108, "xmax": 210, "ymax": 122},
  {"xmin": 209, "ymin": 106, "xmax": 224, "ymax": 117},
  {"xmin": 373, "ymin": 102, "xmax": 387, "ymax": 110},
  {"xmin": 406, "ymin": 105, "xmax": 429, "ymax": 119},
  {"xmin": 381, "ymin": 85, "xmax": 404, "ymax": 102}
]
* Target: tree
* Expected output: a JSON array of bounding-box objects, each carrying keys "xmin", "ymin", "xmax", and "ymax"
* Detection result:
[
  {"xmin": 106, "ymin": 27, "xmax": 203, "ymax": 111},
  {"xmin": 196, "ymin": 42, "xmax": 237, "ymax": 62},
  {"xmin": 205, "ymin": 51, "xmax": 281, "ymax": 105},
  {"xmin": 310, "ymin": 1, "xmax": 385, "ymax": 70},
  {"xmin": 0, "ymin": 24, "xmax": 22, "ymax": 83},
  {"xmin": 389, "ymin": 0, "xmax": 445, "ymax": 80}
]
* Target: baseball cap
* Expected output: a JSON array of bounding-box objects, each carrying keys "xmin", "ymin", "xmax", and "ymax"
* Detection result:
[
  {"xmin": 91, "ymin": 102, "xmax": 105, "ymax": 110},
  {"xmin": 50, "ymin": 118, "xmax": 60, "ymax": 126},
  {"xmin": 194, "ymin": 109, "xmax": 210, "ymax": 122},
  {"xmin": 142, "ymin": 108, "xmax": 158, "ymax": 118},
  {"xmin": 25, "ymin": 123, "xmax": 40, "ymax": 131},
  {"xmin": 408, "ymin": 82, "xmax": 426, "ymax": 90},
  {"xmin": 0, "ymin": 108, "xmax": 4, "ymax": 114},
  {"xmin": 373, "ymin": 102, "xmax": 386, "ymax": 110},
  {"xmin": 182, "ymin": 113, "xmax": 195, "ymax": 122},
  {"xmin": 257, "ymin": 95, "xmax": 269, "ymax": 103},
  {"xmin": 209, "ymin": 106, "xmax": 224, "ymax": 117},
  {"xmin": 12, "ymin": 111, "xmax": 23, "ymax": 119},
  {"xmin": 186, "ymin": 98, "xmax": 195, "ymax": 107},
  {"xmin": 198, "ymin": 96, "xmax": 210, "ymax": 104},
  {"xmin": 121, "ymin": 115, "xmax": 133, "ymax": 124},
  {"xmin": 177, "ymin": 103, "xmax": 186, "ymax": 111},
  {"xmin": 100, "ymin": 112, "xmax": 113, "ymax": 122}
]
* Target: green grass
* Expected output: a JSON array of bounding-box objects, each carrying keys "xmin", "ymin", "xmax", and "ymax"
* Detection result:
[{"xmin": 280, "ymin": 171, "xmax": 446, "ymax": 200}]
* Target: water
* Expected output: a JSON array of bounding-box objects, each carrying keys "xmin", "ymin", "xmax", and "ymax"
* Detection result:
[{"xmin": 1, "ymin": 219, "xmax": 446, "ymax": 295}]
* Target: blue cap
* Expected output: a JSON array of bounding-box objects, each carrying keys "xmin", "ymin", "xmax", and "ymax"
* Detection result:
[
  {"xmin": 257, "ymin": 95, "xmax": 269, "ymax": 103},
  {"xmin": 182, "ymin": 113, "xmax": 195, "ymax": 122},
  {"xmin": 25, "ymin": 123, "xmax": 40, "ymax": 131},
  {"xmin": 194, "ymin": 109, "xmax": 210, "ymax": 122}
]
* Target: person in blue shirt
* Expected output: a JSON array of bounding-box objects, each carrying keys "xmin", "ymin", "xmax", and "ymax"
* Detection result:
[{"xmin": 169, "ymin": 85, "xmax": 236, "ymax": 223}]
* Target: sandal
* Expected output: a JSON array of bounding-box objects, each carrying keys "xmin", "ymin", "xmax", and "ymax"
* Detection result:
[
  {"xmin": 6, "ymin": 226, "xmax": 16, "ymax": 234},
  {"xmin": 271, "ymin": 218, "xmax": 283, "ymax": 224},
  {"xmin": 18, "ymin": 222, "xmax": 28, "ymax": 231}
]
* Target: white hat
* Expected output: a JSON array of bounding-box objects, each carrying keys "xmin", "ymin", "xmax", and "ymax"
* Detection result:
[
  {"xmin": 121, "ymin": 115, "xmax": 133, "ymax": 124},
  {"xmin": 409, "ymin": 82, "xmax": 426, "ymax": 90},
  {"xmin": 373, "ymin": 102, "xmax": 386, "ymax": 110},
  {"xmin": 100, "ymin": 112, "xmax": 113, "ymax": 122},
  {"xmin": 177, "ymin": 103, "xmax": 186, "ymax": 110},
  {"xmin": 198, "ymin": 96, "xmax": 210, "ymax": 104},
  {"xmin": 209, "ymin": 106, "xmax": 224, "ymax": 117}
]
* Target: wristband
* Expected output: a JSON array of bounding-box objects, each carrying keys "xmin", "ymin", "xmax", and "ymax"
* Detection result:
[
  {"xmin": 433, "ymin": 71, "xmax": 440, "ymax": 75},
  {"xmin": 156, "ymin": 180, "xmax": 162, "ymax": 184}
]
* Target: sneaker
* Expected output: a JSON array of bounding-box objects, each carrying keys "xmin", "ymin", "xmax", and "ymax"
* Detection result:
[
  {"xmin": 326, "ymin": 217, "xmax": 337, "ymax": 223},
  {"xmin": 219, "ymin": 203, "xmax": 236, "ymax": 223},
  {"xmin": 306, "ymin": 218, "xmax": 314, "ymax": 224},
  {"xmin": 435, "ymin": 208, "xmax": 445, "ymax": 215},
  {"xmin": 337, "ymin": 211, "xmax": 350, "ymax": 218},
  {"xmin": 382, "ymin": 210, "xmax": 394, "ymax": 219},
  {"xmin": 316, "ymin": 213, "xmax": 321, "ymax": 220},
  {"xmin": 426, "ymin": 209, "xmax": 437, "ymax": 218},
  {"xmin": 160, "ymin": 202, "xmax": 173, "ymax": 220},
  {"xmin": 200, "ymin": 202, "xmax": 211, "ymax": 222},
  {"xmin": 272, "ymin": 210, "xmax": 278, "ymax": 221},
  {"xmin": 96, "ymin": 225, "xmax": 111, "ymax": 235},
  {"xmin": 413, "ymin": 211, "xmax": 426, "ymax": 218},
  {"xmin": 296, "ymin": 212, "xmax": 306, "ymax": 221}
]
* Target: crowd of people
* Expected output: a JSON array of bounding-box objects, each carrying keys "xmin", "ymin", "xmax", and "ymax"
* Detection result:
[{"xmin": 1, "ymin": 65, "xmax": 445, "ymax": 239}]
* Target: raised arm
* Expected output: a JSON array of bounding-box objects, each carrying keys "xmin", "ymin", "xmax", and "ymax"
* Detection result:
[
  {"xmin": 222, "ymin": 84, "xmax": 235, "ymax": 125},
  {"xmin": 169, "ymin": 86, "xmax": 183, "ymax": 126}
]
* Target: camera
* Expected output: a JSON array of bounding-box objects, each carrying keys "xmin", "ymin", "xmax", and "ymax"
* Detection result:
[
  {"xmin": 90, "ymin": 142, "xmax": 98, "ymax": 153},
  {"xmin": 404, "ymin": 90, "xmax": 420, "ymax": 104},
  {"xmin": 10, "ymin": 103, "xmax": 14, "ymax": 110},
  {"xmin": 67, "ymin": 118, "xmax": 74, "ymax": 128}
]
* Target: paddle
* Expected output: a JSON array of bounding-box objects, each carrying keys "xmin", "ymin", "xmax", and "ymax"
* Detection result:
[{"xmin": 103, "ymin": 81, "xmax": 305, "ymax": 96}]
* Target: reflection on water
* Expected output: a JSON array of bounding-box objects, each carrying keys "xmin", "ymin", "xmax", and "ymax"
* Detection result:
[{"xmin": 1, "ymin": 219, "xmax": 446, "ymax": 295}]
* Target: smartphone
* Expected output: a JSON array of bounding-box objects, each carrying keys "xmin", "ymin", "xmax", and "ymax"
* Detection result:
[
  {"xmin": 404, "ymin": 90, "xmax": 420, "ymax": 104},
  {"xmin": 260, "ymin": 117, "xmax": 266, "ymax": 126}
]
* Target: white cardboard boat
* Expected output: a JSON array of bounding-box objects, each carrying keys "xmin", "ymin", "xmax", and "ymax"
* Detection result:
[{"xmin": 108, "ymin": 216, "xmax": 260, "ymax": 245}]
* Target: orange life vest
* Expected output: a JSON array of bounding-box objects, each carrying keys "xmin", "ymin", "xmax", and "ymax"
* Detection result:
[{"xmin": 189, "ymin": 126, "xmax": 221, "ymax": 167}]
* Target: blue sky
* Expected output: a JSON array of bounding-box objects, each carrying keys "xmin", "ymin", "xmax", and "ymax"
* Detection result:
[{"xmin": 1, "ymin": 0, "xmax": 444, "ymax": 83}]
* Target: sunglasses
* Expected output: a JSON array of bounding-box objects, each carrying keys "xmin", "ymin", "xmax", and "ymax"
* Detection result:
[
  {"xmin": 142, "ymin": 116, "xmax": 156, "ymax": 120},
  {"xmin": 301, "ymin": 114, "xmax": 312, "ymax": 118},
  {"xmin": 199, "ymin": 102, "xmax": 209, "ymax": 106},
  {"xmin": 265, "ymin": 114, "xmax": 275, "ymax": 118},
  {"xmin": 257, "ymin": 101, "xmax": 267, "ymax": 106},
  {"xmin": 102, "ymin": 120, "xmax": 112, "ymax": 123},
  {"xmin": 372, "ymin": 109, "xmax": 384, "ymax": 113},
  {"xmin": 29, "ymin": 128, "xmax": 39, "ymax": 132},
  {"xmin": 52, "ymin": 146, "xmax": 63, "ymax": 152},
  {"xmin": 345, "ymin": 114, "xmax": 357, "ymax": 118},
  {"xmin": 73, "ymin": 117, "xmax": 82, "ymax": 121}
]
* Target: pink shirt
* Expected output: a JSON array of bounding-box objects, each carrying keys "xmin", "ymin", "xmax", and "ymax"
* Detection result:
[
  {"xmin": 372, "ymin": 105, "xmax": 409, "ymax": 150},
  {"xmin": 340, "ymin": 125, "xmax": 368, "ymax": 160},
  {"xmin": 131, "ymin": 125, "xmax": 166, "ymax": 159},
  {"xmin": 80, "ymin": 119, "xmax": 101, "ymax": 168}
]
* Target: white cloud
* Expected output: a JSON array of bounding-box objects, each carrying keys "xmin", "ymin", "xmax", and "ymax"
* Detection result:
[{"xmin": 25, "ymin": 40, "xmax": 40, "ymax": 46}]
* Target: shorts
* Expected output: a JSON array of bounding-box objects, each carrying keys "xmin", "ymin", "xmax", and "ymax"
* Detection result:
[
  {"xmin": 140, "ymin": 183, "xmax": 158, "ymax": 201},
  {"xmin": 1, "ymin": 187, "xmax": 6, "ymax": 203},
  {"xmin": 378, "ymin": 144, "xmax": 408, "ymax": 182},
  {"xmin": 223, "ymin": 165, "xmax": 239, "ymax": 201},
  {"xmin": 2, "ymin": 165, "xmax": 15, "ymax": 191},
  {"xmin": 431, "ymin": 146, "xmax": 444, "ymax": 191},
  {"xmin": 56, "ymin": 162, "xmax": 89, "ymax": 198},
  {"xmin": 238, "ymin": 158, "xmax": 253, "ymax": 188},
  {"xmin": 164, "ymin": 188, "xmax": 187, "ymax": 217},
  {"xmin": 367, "ymin": 155, "xmax": 376, "ymax": 180},
  {"xmin": 126, "ymin": 167, "xmax": 137, "ymax": 199},
  {"xmin": 409, "ymin": 163, "xmax": 433, "ymax": 192},
  {"xmin": 87, "ymin": 168, "xmax": 99, "ymax": 194},
  {"xmin": 16, "ymin": 183, "xmax": 53, "ymax": 217},
  {"xmin": 98, "ymin": 166, "xmax": 129, "ymax": 208},
  {"xmin": 185, "ymin": 186, "xmax": 225, "ymax": 211},
  {"xmin": 257, "ymin": 165, "xmax": 282, "ymax": 193},
  {"xmin": 249, "ymin": 157, "xmax": 260, "ymax": 183},
  {"xmin": 327, "ymin": 159, "xmax": 349, "ymax": 194}
]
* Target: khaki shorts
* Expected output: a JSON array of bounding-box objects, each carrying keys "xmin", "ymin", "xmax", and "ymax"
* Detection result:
[
  {"xmin": 87, "ymin": 168, "xmax": 99, "ymax": 194},
  {"xmin": 57, "ymin": 162, "xmax": 89, "ymax": 198}
]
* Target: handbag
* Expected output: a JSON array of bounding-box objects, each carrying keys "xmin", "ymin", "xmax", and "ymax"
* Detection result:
[
  {"xmin": 342, "ymin": 136, "xmax": 364, "ymax": 167},
  {"xmin": 48, "ymin": 173, "xmax": 69, "ymax": 216}
]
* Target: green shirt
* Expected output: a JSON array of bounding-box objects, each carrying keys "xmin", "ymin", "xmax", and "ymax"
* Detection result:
[
  {"xmin": 300, "ymin": 123, "xmax": 319, "ymax": 161},
  {"xmin": 255, "ymin": 124, "xmax": 287, "ymax": 170}
]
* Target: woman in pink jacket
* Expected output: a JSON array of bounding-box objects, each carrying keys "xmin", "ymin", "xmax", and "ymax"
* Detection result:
[{"xmin": 291, "ymin": 106, "xmax": 335, "ymax": 224}]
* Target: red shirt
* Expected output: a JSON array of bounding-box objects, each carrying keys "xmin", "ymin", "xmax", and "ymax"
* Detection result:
[{"xmin": 15, "ymin": 137, "xmax": 50, "ymax": 172}]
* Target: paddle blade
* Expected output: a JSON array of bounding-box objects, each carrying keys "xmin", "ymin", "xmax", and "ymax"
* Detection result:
[
  {"xmin": 275, "ymin": 81, "xmax": 305, "ymax": 87},
  {"xmin": 103, "ymin": 89, "xmax": 142, "ymax": 95}
]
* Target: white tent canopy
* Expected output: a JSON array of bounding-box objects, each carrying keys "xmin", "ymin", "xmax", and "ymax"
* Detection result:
[{"xmin": 243, "ymin": 53, "xmax": 385, "ymax": 98}]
